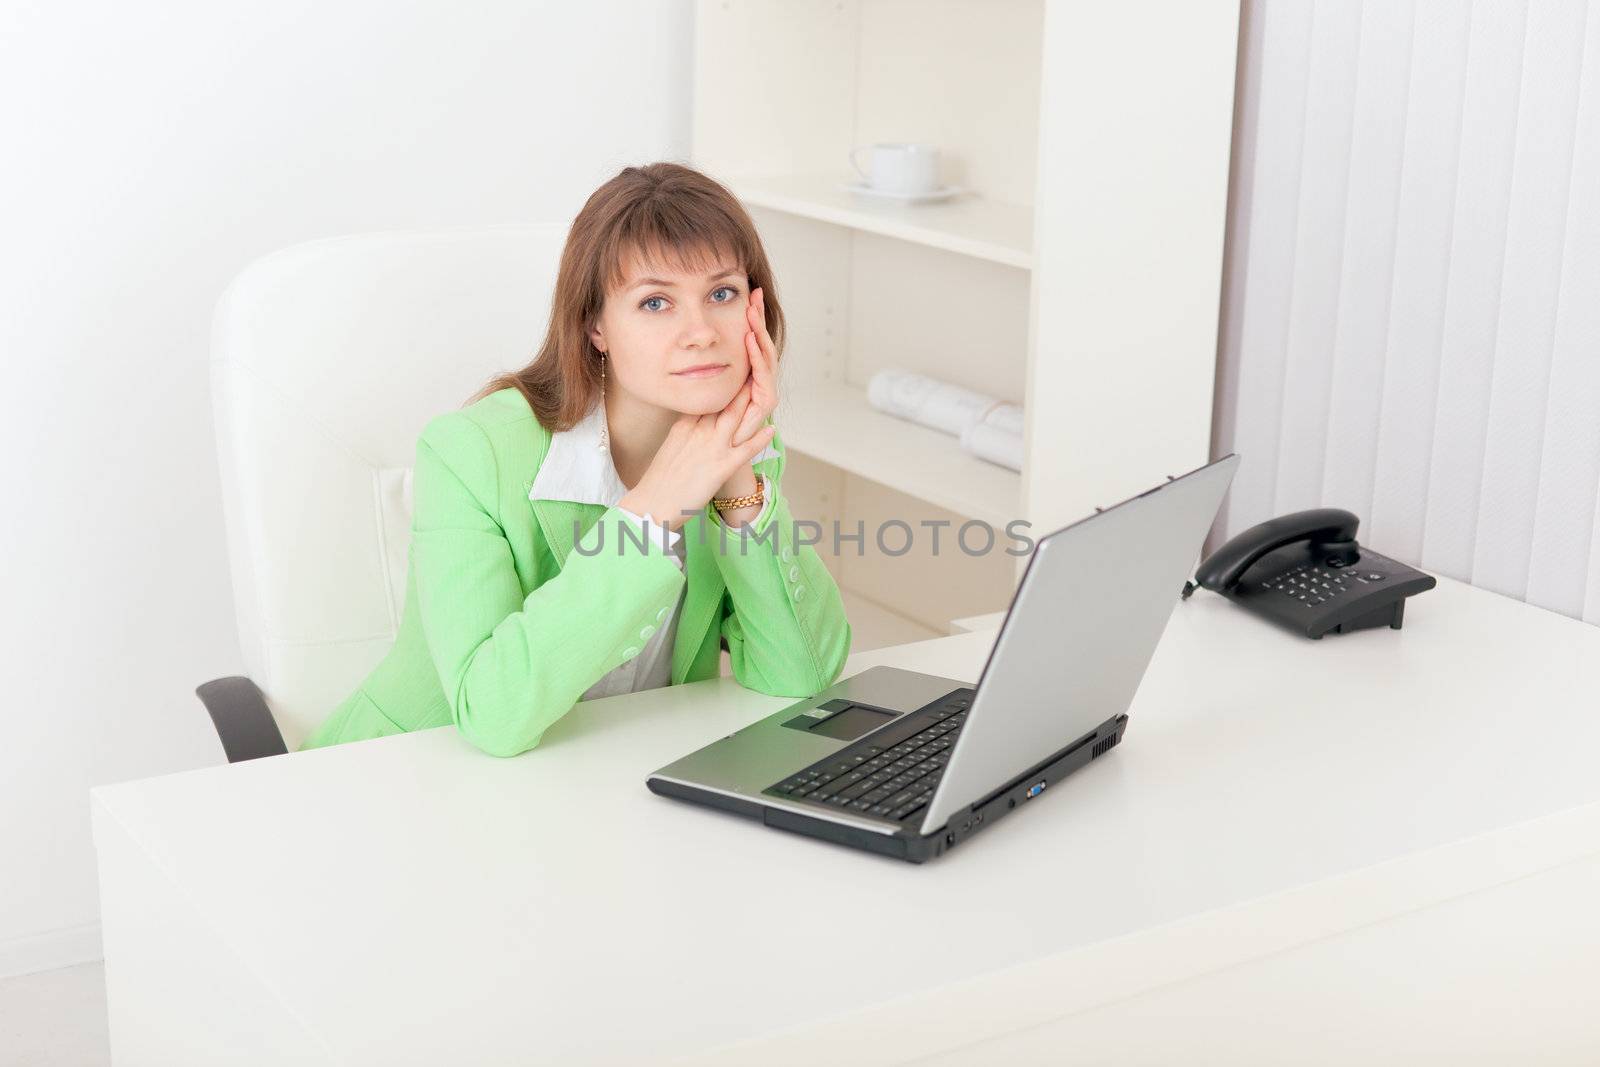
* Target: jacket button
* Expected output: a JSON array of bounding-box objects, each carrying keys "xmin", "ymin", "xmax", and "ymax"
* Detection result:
[
  {"xmin": 622, "ymin": 645, "xmax": 640, "ymax": 658},
  {"xmin": 788, "ymin": 565, "xmax": 800, "ymax": 582},
  {"xmin": 656, "ymin": 605, "xmax": 670, "ymax": 623},
  {"xmin": 780, "ymin": 547, "xmax": 792, "ymax": 562},
  {"xmin": 793, "ymin": 585, "xmax": 806, "ymax": 601},
  {"xmin": 640, "ymin": 625, "xmax": 655, "ymax": 640}
]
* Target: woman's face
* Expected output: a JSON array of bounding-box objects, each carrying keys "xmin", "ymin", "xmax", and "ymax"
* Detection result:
[{"xmin": 588, "ymin": 249, "xmax": 751, "ymax": 416}]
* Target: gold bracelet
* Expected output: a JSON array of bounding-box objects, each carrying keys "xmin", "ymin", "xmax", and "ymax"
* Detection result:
[{"xmin": 711, "ymin": 475, "xmax": 764, "ymax": 512}]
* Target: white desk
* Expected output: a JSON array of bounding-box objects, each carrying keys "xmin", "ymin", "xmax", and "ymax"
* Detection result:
[{"xmin": 93, "ymin": 577, "xmax": 1600, "ymax": 1065}]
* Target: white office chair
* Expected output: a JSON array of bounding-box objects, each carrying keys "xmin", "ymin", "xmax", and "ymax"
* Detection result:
[{"xmin": 199, "ymin": 224, "xmax": 568, "ymax": 759}]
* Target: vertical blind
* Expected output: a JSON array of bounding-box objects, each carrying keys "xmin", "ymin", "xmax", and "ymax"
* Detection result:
[{"xmin": 1215, "ymin": 0, "xmax": 1600, "ymax": 625}]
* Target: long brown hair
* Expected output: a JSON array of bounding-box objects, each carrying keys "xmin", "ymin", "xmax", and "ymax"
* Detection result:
[{"xmin": 471, "ymin": 162, "xmax": 787, "ymax": 432}]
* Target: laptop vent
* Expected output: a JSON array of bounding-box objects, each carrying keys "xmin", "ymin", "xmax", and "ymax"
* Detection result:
[{"xmin": 1091, "ymin": 734, "xmax": 1120, "ymax": 759}]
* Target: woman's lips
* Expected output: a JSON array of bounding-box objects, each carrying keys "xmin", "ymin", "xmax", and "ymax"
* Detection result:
[{"xmin": 672, "ymin": 363, "xmax": 729, "ymax": 379}]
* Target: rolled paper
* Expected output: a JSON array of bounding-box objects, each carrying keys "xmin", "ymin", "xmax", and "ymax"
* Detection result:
[
  {"xmin": 960, "ymin": 420, "xmax": 1024, "ymax": 472},
  {"xmin": 867, "ymin": 368, "xmax": 999, "ymax": 437},
  {"xmin": 977, "ymin": 401, "xmax": 1024, "ymax": 436}
]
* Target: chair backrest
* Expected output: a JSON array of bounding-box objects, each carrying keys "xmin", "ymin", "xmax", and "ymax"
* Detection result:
[{"xmin": 210, "ymin": 224, "xmax": 567, "ymax": 748}]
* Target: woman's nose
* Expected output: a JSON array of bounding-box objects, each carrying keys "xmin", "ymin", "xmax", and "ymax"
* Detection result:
[{"xmin": 679, "ymin": 308, "xmax": 719, "ymax": 346}]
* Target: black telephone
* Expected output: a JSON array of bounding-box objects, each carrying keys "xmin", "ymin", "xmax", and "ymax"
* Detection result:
[{"xmin": 1182, "ymin": 508, "xmax": 1436, "ymax": 639}]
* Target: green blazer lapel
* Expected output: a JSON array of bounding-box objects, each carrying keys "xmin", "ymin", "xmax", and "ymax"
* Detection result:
[
  {"xmin": 673, "ymin": 511, "xmax": 726, "ymax": 684},
  {"xmin": 530, "ymin": 499, "xmax": 604, "ymax": 570}
]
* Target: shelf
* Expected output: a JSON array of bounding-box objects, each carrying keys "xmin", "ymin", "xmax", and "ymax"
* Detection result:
[
  {"xmin": 778, "ymin": 380, "xmax": 1021, "ymax": 529},
  {"xmin": 840, "ymin": 590, "xmax": 944, "ymax": 652},
  {"xmin": 729, "ymin": 174, "xmax": 1034, "ymax": 270},
  {"xmin": 948, "ymin": 611, "xmax": 1007, "ymax": 635}
]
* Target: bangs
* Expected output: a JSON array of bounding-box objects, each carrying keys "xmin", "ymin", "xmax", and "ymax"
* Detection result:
[{"xmin": 600, "ymin": 198, "xmax": 751, "ymax": 295}]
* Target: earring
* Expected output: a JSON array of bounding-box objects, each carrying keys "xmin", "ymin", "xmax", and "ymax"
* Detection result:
[{"xmin": 597, "ymin": 353, "xmax": 608, "ymax": 452}]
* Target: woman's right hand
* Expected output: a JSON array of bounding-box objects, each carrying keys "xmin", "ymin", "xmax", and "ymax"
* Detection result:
[{"xmin": 619, "ymin": 389, "xmax": 777, "ymax": 530}]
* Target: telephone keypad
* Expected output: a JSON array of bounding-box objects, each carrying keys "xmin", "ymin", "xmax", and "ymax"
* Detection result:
[{"xmin": 1259, "ymin": 561, "xmax": 1364, "ymax": 607}]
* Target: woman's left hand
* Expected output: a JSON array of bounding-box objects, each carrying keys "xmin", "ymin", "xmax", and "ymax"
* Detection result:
[{"xmin": 730, "ymin": 286, "xmax": 778, "ymax": 446}]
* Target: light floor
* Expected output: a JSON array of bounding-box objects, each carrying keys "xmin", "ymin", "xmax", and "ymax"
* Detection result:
[{"xmin": 0, "ymin": 962, "xmax": 109, "ymax": 1067}]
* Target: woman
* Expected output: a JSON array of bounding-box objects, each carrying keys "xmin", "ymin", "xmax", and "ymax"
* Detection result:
[{"xmin": 300, "ymin": 162, "xmax": 852, "ymax": 756}]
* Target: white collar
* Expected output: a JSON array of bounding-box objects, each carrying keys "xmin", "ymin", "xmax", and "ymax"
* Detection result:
[{"xmin": 528, "ymin": 400, "xmax": 780, "ymax": 507}]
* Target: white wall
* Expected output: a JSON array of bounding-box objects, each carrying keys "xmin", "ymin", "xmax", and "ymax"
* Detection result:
[
  {"xmin": 1213, "ymin": 0, "xmax": 1600, "ymax": 625},
  {"xmin": 0, "ymin": 0, "xmax": 693, "ymax": 976}
]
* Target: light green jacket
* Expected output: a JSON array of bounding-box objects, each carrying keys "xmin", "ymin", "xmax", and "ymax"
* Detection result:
[{"xmin": 301, "ymin": 387, "xmax": 852, "ymax": 756}]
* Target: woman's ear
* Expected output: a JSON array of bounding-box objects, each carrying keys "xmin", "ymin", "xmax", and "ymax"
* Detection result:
[{"xmin": 587, "ymin": 321, "xmax": 605, "ymax": 353}]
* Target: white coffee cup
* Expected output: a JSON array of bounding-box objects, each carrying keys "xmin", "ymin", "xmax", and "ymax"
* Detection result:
[{"xmin": 849, "ymin": 143, "xmax": 941, "ymax": 194}]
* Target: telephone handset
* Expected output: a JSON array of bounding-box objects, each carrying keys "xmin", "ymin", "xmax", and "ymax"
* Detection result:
[{"xmin": 1182, "ymin": 507, "xmax": 1436, "ymax": 639}]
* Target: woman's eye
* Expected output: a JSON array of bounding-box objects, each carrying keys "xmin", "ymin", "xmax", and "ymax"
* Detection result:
[{"xmin": 640, "ymin": 286, "xmax": 740, "ymax": 313}]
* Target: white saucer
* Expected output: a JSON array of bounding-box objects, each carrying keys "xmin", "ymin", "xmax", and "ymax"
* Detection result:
[{"xmin": 841, "ymin": 181, "xmax": 966, "ymax": 203}]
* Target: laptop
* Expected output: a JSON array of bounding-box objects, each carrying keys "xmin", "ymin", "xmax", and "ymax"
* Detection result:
[{"xmin": 646, "ymin": 454, "xmax": 1240, "ymax": 863}]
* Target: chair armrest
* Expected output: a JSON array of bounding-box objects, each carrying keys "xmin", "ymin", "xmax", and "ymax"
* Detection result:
[{"xmin": 196, "ymin": 675, "xmax": 288, "ymax": 763}]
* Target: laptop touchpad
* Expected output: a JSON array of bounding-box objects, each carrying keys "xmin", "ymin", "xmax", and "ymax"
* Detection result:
[{"xmin": 794, "ymin": 704, "xmax": 896, "ymax": 741}]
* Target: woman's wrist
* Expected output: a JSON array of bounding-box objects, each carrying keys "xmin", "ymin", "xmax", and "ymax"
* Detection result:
[
  {"xmin": 620, "ymin": 468, "xmax": 763, "ymax": 531},
  {"xmin": 712, "ymin": 469, "xmax": 764, "ymax": 529},
  {"xmin": 714, "ymin": 466, "xmax": 758, "ymax": 501},
  {"xmin": 618, "ymin": 490, "xmax": 684, "ymax": 531}
]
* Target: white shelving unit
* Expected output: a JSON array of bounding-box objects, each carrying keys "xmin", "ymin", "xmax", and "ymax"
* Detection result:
[
  {"xmin": 726, "ymin": 174, "xmax": 1034, "ymax": 269},
  {"xmin": 693, "ymin": 0, "xmax": 1240, "ymax": 650},
  {"xmin": 949, "ymin": 610, "xmax": 1007, "ymax": 636},
  {"xmin": 780, "ymin": 378, "xmax": 1020, "ymax": 529}
]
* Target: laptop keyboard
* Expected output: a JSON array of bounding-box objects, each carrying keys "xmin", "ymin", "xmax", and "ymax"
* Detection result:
[{"xmin": 762, "ymin": 691, "xmax": 972, "ymax": 823}]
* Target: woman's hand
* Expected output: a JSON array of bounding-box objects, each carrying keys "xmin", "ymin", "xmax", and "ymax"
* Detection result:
[
  {"xmin": 728, "ymin": 286, "xmax": 779, "ymax": 449},
  {"xmin": 618, "ymin": 387, "xmax": 777, "ymax": 531},
  {"xmin": 709, "ymin": 285, "xmax": 781, "ymax": 525}
]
